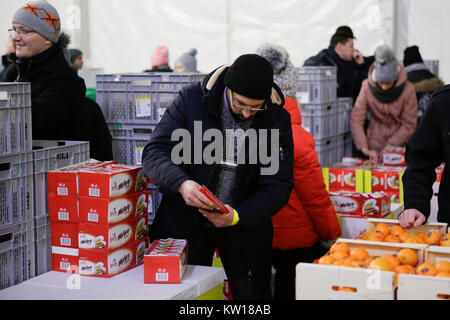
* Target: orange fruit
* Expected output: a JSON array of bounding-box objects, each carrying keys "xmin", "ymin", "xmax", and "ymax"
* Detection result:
[
  {"xmin": 426, "ymin": 231, "xmax": 441, "ymax": 246},
  {"xmin": 364, "ymin": 258, "xmax": 374, "ymax": 265},
  {"xmin": 398, "ymin": 248, "xmax": 418, "ymax": 267},
  {"xmin": 318, "ymin": 255, "xmax": 336, "ymax": 265},
  {"xmin": 440, "ymin": 236, "xmax": 450, "ymax": 247},
  {"xmin": 374, "ymin": 223, "xmax": 390, "ymax": 237},
  {"xmin": 416, "ymin": 263, "xmax": 438, "ymax": 276},
  {"xmin": 350, "ymin": 248, "xmax": 370, "ymax": 261},
  {"xmin": 404, "ymin": 236, "xmax": 421, "ymax": 244},
  {"xmin": 436, "ymin": 272, "xmax": 450, "ymax": 278},
  {"xmin": 332, "ymin": 260, "xmax": 345, "ymax": 266},
  {"xmin": 390, "ymin": 225, "xmax": 405, "ymax": 236},
  {"xmin": 351, "ymin": 260, "xmax": 368, "ymax": 269},
  {"xmin": 435, "ymin": 261, "xmax": 450, "ymax": 273},
  {"xmin": 384, "ymin": 235, "xmax": 402, "ymax": 243},
  {"xmin": 369, "ymin": 258, "xmax": 393, "ymax": 271},
  {"xmin": 399, "ymin": 232, "xmax": 412, "ymax": 242},
  {"xmin": 394, "ymin": 265, "xmax": 414, "ymax": 274},
  {"xmin": 415, "ymin": 232, "xmax": 427, "ymax": 240},
  {"xmin": 330, "ymin": 242, "xmax": 350, "ymax": 254},
  {"xmin": 382, "ymin": 254, "xmax": 401, "ymax": 269},
  {"xmin": 359, "ymin": 232, "xmax": 369, "ymax": 241},
  {"xmin": 367, "ymin": 231, "xmax": 385, "ymax": 242},
  {"xmin": 331, "ymin": 250, "xmax": 350, "ymax": 260},
  {"xmin": 338, "ymin": 286, "xmax": 357, "ymax": 292}
]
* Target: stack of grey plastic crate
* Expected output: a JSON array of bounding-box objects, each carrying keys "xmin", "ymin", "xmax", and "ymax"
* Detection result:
[
  {"xmin": 96, "ymin": 72, "xmax": 206, "ymax": 223},
  {"xmin": 296, "ymin": 67, "xmax": 353, "ymax": 167}
]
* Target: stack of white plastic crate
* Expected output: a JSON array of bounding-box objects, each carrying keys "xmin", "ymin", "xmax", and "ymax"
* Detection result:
[
  {"xmin": 296, "ymin": 67, "xmax": 352, "ymax": 167},
  {"xmin": 96, "ymin": 72, "xmax": 206, "ymax": 223}
]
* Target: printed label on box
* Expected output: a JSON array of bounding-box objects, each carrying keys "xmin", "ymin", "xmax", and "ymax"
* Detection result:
[
  {"xmin": 135, "ymin": 98, "xmax": 152, "ymax": 118},
  {"xmin": 48, "ymin": 194, "xmax": 78, "ymax": 223}
]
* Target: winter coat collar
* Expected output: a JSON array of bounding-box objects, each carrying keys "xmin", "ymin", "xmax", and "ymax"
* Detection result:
[{"xmin": 414, "ymin": 77, "xmax": 445, "ymax": 94}]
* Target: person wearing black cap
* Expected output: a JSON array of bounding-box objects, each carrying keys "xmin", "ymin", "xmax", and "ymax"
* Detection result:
[
  {"xmin": 142, "ymin": 54, "xmax": 294, "ymax": 300},
  {"xmin": 403, "ymin": 45, "xmax": 444, "ymax": 124}
]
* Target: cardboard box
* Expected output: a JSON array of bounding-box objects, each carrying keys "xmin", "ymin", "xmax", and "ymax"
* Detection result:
[
  {"xmin": 144, "ymin": 239, "xmax": 188, "ymax": 284},
  {"xmin": 48, "ymin": 194, "xmax": 78, "ymax": 223},
  {"xmin": 365, "ymin": 166, "xmax": 405, "ymax": 194},
  {"xmin": 78, "ymin": 191, "xmax": 148, "ymax": 225},
  {"xmin": 51, "ymin": 246, "xmax": 79, "ymax": 273},
  {"xmin": 323, "ymin": 166, "xmax": 365, "ymax": 192},
  {"xmin": 79, "ymin": 238, "xmax": 149, "ymax": 278},
  {"xmin": 382, "ymin": 146, "xmax": 406, "ymax": 167},
  {"xmin": 47, "ymin": 160, "xmax": 115, "ymax": 197},
  {"xmin": 329, "ymin": 191, "xmax": 391, "ymax": 217},
  {"xmin": 78, "ymin": 165, "xmax": 147, "ymax": 199},
  {"xmin": 78, "ymin": 215, "xmax": 148, "ymax": 250},
  {"xmin": 50, "ymin": 222, "xmax": 79, "ymax": 249}
]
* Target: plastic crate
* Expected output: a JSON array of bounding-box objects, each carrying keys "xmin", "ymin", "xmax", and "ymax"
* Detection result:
[
  {"xmin": 301, "ymin": 101, "xmax": 340, "ymax": 140},
  {"xmin": 148, "ymin": 183, "xmax": 162, "ymax": 224},
  {"xmin": 96, "ymin": 72, "xmax": 206, "ymax": 125},
  {"xmin": 34, "ymin": 215, "xmax": 51, "ymax": 276},
  {"xmin": 0, "ymin": 82, "xmax": 32, "ymax": 156},
  {"xmin": 0, "ymin": 221, "xmax": 35, "ymax": 290},
  {"xmin": 109, "ymin": 123, "xmax": 155, "ymax": 166},
  {"xmin": 337, "ymin": 98, "xmax": 353, "ymax": 134},
  {"xmin": 0, "ymin": 151, "xmax": 34, "ymax": 228},
  {"xmin": 296, "ymin": 67, "xmax": 337, "ymax": 104},
  {"xmin": 424, "ymin": 60, "xmax": 439, "ymax": 77},
  {"xmin": 315, "ymin": 135, "xmax": 344, "ymax": 167},
  {"xmin": 343, "ymin": 132, "xmax": 353, "ymax": 157},
  {"xmin": 32, "ymin": 140, "xmax": 90, "ymax": 219}
]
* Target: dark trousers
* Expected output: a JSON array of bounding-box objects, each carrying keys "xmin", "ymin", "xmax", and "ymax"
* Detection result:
[
  {"xmin": 272, "ymin": 242, "xmax": 328, "ymax": 300},
  {"xmin": 188, "ymin": 226, "xmax": 272, "ymax": 300}
]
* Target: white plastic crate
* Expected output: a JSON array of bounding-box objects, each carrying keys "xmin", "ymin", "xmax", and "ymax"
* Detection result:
[
  {"xmin": 301, "ymin": 101, "xmax": 340, "ymax": 140},
  {"xmin": 424, "ymin": 60, "xmax": 439, "ymax": 77},
  {"xmin": 0, "ymin": 151, "xmax": 34, "ymax": 228},
  {"xmin": 34, "ymin": 215, "xmax": 51, "ymax": 276},
  {"xmin": 337, "ymin": 98, "xmax": 353, "ymax": 134},
  {"xmin": 32, "ymin": 140, "xmax": 90, "ymax": 219},
  {"xmin": 0, "ymin": 82, "xmax": 32, "ymax": 156},
  {"xmin": 0, "ymin": 221, "xmax": 35, "ymax": 290},
  {"xmin": 96, "ymin": 72, "xmax": 206, "ymax": 125},
  {"xmin": 296, "ymin": 67, "xmax": 337, "ymax": 104},
  {"xmin": 109, "ymin": 123, "xmax": 155, "ymax": 166},
  {"xmin": 343, "ymin": 132, "xmax": 353, "ymax": 157},
  {"xmin": 314, "ymin": 134, "xmax": 345, "ymax": 167}
]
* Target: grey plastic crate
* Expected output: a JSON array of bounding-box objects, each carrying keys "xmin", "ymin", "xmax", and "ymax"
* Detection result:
[
  {"xmin": 315, "ymin": 135, "xmax": 343, "ymax": 167},
  {"xmin": 34, "ymin": 215, "xmax": 51, "ymax": 276},
  {"xmin": 0, "ymin": 151, "xmax": 34, "ymax": 228},
  {"xmin": 0, "ymin": 82, "xmax": 32, "ymax": 156},
  {"xmin": 337, "ymin": 98, "xmax": 353, "ymax": 134},
  {"xmin": 296, "ymin": 67, "xmax": 337, "ymax": 104},
  {"xmin": 343, "ymin": 132, "xmax": 353, "ymax": 157},
  {"xmin": 109, "ymin": 124, "xmax": 155, "ymax": 166},
  {"xmin": 424, "ymin": 60, "xmax": 439, "ymax": 77},
  {"xmin": 96, "ymin": 72, "xmax": 206, "ymax": 125},
  {"xmin": 32, "ymin": 140, "xmax": 90, "ymax": 219},
  {"xmin": 147, "ymin": 183, "xmax": 162, "ymax": 224},
  {"xmin": 300, "ymin": 101, "xmax": 340, "ymax": 140},
  {"xmin": 0, "ymin": 221, "xmax": 35, "ymax": 290}
]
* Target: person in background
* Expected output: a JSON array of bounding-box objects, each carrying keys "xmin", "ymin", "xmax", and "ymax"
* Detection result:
[
  {"xmin": 403, "ymin": 45, "xmax": 444, "ymax": 124},
  {"xmin": 0, "ymin": 36, "xmax": 16, "ymax": 79},
  {"xmin": 142, "ymin": 54, "xmax": 294, "ymax": 300},
  {"xmin": 144, "ymin": 45, "xmax": 172, "ymax": 72},
  {"xmin": 350, "ymin": 45, "xmax": 418, "ymax": 164},
  {"xmin": 257, "ymin": 43, "xmax": 341, "ymax": 300},
  {"xmin": 174, "ymin": 48, "xmax": 198, "ymax": 73},
  {"xmin": 69, "ymin": 48, "xmax": 83, "ymax": 74},
  {"xmin": 401, "ymin": 85, "xmax": 450, "ymax": 228}
]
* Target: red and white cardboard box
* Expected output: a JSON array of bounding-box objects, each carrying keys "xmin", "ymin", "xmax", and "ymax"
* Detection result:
[
  {"xmin": 144, "ymin": 239, "xmax": 188, "ymax": 284},
  {"xmin": 78, "ymin": 238, "xmax": 149, "ymax": 278},
  {"xmin": 329, "ymin": 191, "xmax": 391, "ymax": 218},
  {"xmin": 78, "ymin": 215, "xmax": 148, "ymax": 250},
  {"xmin": 48, "ymin": 194, "xmax": 78, "ymax": 223},
  {"xmin": 382, "ymin": 146, "xmax": 406, "ymax": 167},
  {"xmin": 50, "ymin": 222, "xmax": 79, "ymax": 249},
  {"xmin": 367, "ymin": 166, "xmax": 406, "ymax": 193},
  {"xmin": 47, "ymin": 160, "xmax": 116, "ymax": 197},
  {"xmin": 78, "ymin": 191, "xmax": 148, "ymax": 225},
  {"xmin": 78, "ymin": 165, "xmax": 147, "ymax": 199},
  {"xmin": 51, "ymin": 246, "xmax": 79, "ymax": 273}
]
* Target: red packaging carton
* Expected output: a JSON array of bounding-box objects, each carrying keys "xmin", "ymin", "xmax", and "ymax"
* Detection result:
[
  {"xmin": 48, "ymin": 194, "xmax": 78, "ymax": 223},
  {"xmin": 47, "ymin": 160, "xmax": 116, "ymax": 197},
  {"xmin": 323, "ymin": 165, "xmax": 365, "ymax": 192},
  {"xmin": 78, "ymin": 215, "xmax": 148, "ymax": 250},
  {"xmin": 78, "ymin": 165, "xmax": 147, "ymax": 199},
  {"xmin": 78, "ymin": 191, "xmax": 148, "ymax": 225},
  {"xmin": 365, "ymin": 166, "xmax": 405, "ymax": 193},
  {"xmin": 51, "ymin": 246, "xmax": 79, "ymax": 273},
  {"xmin": 50, "ymin": 222, "xmax": 79, "ymax": 249},
  {"xmin": 329, "ymin": 191, "xmax": 391, "ymax": 217},
  {"xmin": 382, "ymin": 146, "xmax": 406, "ymax": 167},
  {"xmin": 78, "ymin": 238, "xmax": 149, "ymax": 278},
  {"xmin": 144, "ymin": 239, "xmax": 188, "ymax": 284}
]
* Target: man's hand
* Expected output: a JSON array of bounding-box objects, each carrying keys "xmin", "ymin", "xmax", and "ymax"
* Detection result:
[
  {"xmin": 177, "ymin": 180, "xmax": 216, "ymax": 211},
  {"xmin": 5, "ymin": 37, "xmax": 15, "ymax": 55},
  {"xmin": 199, "ymin": 205, "xmax": 235, "ymax": 228},
  {"xmin": 353, "ymin": 49, "xmax": 365, "ymax": 65},
  {"xmin": 399, "ymin": 209, "xmax": 427, "ymax": 229},
  {"xmin": 361, "ymin": 147, "xmax": 379, "ymax": 164}
]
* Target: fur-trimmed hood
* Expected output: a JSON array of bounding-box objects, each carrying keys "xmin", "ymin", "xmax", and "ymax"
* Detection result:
[{"xmin": 414, "ymin": 77, "xmax": 445, "ymax": 94}]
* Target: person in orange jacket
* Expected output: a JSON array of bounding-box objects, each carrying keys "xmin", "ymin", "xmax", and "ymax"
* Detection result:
[{"xmin": 257, "ymin": 44, "xmax": 342, "ymax": 300}]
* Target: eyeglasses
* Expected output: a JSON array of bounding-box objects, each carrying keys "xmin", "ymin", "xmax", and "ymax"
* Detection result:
[
  {"xmin": 230, "ymin": 91, "xmax": 267, "ymax": 114},
  {"xmin": 8, "ymin": 28, "xmax": 35, "ymax": 37}
]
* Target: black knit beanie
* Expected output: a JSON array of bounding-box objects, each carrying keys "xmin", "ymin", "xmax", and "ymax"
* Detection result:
[
  {"xmin": 403, "ymin": 46, "xmax": 424, "ymax": 67},
  {"xmin": 224, "ymin": 54, "xmax": 274, "ymax": 100}
]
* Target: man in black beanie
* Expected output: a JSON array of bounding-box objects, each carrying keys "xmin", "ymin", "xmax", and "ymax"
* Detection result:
[{"xmin": 142, "ymin": 54, "xmax": 294, "ymax": 300}]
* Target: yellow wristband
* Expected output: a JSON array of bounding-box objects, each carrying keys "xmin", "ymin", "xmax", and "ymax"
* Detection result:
[{"xmin": 230, "ymin": 209, "xmax": 240, "ymax": 226}]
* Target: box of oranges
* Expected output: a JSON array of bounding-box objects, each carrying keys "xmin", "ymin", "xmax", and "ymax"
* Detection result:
[
  {"xmin": 296, "ymin": 239, "xmax": 426, "ymax": 300},
  {"xmin": 397, "ymin": 245, "xmax": 450, "ymax": 300}
]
